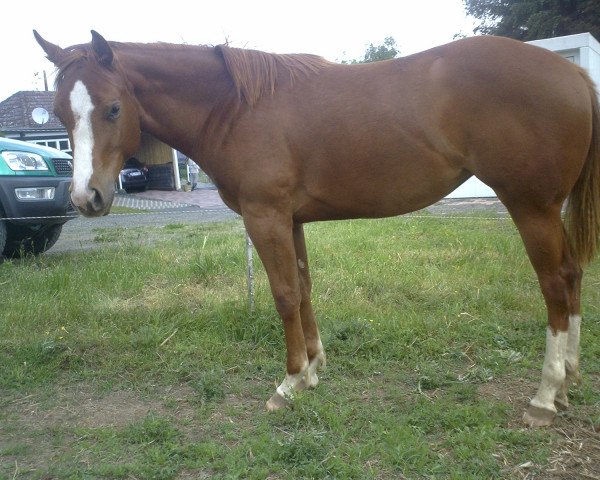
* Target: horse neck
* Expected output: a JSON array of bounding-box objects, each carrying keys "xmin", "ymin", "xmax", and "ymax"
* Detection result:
[{"xmin": 116, "ymin": 43, "xmax": 232, "ymax": 160}]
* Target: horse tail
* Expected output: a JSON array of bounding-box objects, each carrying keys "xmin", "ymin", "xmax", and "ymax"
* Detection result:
[{"xmin": 566, "ymin": 69, "xmax": 600, "ymax": 266}]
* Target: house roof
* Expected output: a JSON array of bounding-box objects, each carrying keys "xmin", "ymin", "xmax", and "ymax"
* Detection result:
[{"xmin": 0, "ymin": 91, "xmax": 64, "ymax": 132}]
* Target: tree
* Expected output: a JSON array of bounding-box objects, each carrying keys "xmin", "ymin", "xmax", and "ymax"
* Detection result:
[
  {"xmin": 464, "ymin": 0, "xmax": 600, "ymax": 41},
  {"xmin": 343, "ymin": 37, "xmax": 399, "ymax": 64}
]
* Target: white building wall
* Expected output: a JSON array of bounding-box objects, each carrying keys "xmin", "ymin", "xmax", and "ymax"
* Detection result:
[{"xmin": 446, "ymin": 33, "xmax": 600, "ymax": 199}]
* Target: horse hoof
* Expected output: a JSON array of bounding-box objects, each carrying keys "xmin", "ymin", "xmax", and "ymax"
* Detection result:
[
  {"xmin": 297, "ymin": 373, "xmax": 319, "ymax": 391},
  {"xmin": 554, "ymin": 397, "xmax": 569, "ymax": 411},
  {"xmin": 523, "ymin": 405, "xmax": 555, "ymax": 427},
  {"xmin": 266, "ymin": 392, "xmax": 289, "ymax": 412},
  {"xmin": 570, "ymin": 371, "xmax": 582, "ymax": 385}
]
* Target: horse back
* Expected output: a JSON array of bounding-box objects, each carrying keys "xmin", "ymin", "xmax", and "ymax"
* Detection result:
[{"xmin": 222, "ymin": 37, "xmax": 595, "ymax": 221}]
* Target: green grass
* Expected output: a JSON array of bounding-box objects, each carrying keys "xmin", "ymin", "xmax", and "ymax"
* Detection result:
[
  {"xmin": 0, "ymin": 216, "xmax": 599, "ymax": 479},
  {"xmin": 109, "ymin": 205, "xmax": 149, "ymax": 214}
]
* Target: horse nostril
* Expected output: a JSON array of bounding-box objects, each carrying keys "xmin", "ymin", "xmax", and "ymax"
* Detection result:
[{"xmin": 88, "ymin": 188, "xmax": 104, "ymax": 212}]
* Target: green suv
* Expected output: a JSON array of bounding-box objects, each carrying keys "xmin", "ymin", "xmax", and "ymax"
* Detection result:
[{"xmin": 0, "ymin": 137, "xmax": 75, "ymax": 258}]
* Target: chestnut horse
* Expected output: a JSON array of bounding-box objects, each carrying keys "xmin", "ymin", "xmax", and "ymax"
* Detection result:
[{"xmin": 35, "ymin": 31, "xmax": 600, "ymax": 427}]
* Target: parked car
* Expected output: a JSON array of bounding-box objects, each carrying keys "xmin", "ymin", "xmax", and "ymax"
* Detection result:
[
  {"xmin": 0, "ymin": 137, "xmax": 75, "ymax": 258},
  {"xmin": 119, "ymin": 157, "xmax": 149, "ymax": 193}
]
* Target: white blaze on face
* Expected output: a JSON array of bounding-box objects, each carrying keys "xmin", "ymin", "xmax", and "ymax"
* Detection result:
[{"xmin": 69, "ymin": 80, "xmax": 95, "ymax": 203}]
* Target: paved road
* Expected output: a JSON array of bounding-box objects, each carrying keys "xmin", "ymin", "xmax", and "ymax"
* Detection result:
[
  {"xmin": 48, "ymin": 188, "xmax": 507, "ymax": 255},
  {"xmin": 50, "ymin": 188, "xmax": 239, "ymax": 254}
]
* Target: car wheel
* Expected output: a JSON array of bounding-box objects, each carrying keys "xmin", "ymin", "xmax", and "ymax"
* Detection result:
[
  {"xmin": 3, "ymin": 224, "xmax": 63, "ymax": 258},
  {"xmin": 0, "ymin": 214, "xmax": 6, "ymax": 257}
]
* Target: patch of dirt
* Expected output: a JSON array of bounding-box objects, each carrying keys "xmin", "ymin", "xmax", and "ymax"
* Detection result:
[
  {"xmin": 478, "ymin": 376, "xmax": 539, "ymax": 427},
  {"xmin": 176, "ymin": 468, "xmax": 214, "ymax": 479},
  {"xmin": 1, "ymin": 383, "xmax": 200, "ymax": 476},
  {"xmin": 3, "ymin": 374, "xmax": 598, "ymax": 479},
  {"xmin": 5, "ymin": 384, "xmax": 196, "ymax": 430},
  {"xmin": 545, "ymin": 424, "xmax": 600, "ymax": 479},
  {"xmin": 478, "ymin": 373, "xmax": 600, "ymax": 479}
]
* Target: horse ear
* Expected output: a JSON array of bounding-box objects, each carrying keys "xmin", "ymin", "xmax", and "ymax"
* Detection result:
[
  {"xmin": 91, "ymin": 30, "xmax": 114, "ymax": 68},
  {"xmin": 33, "ymin": 30, "xmax": 65, "ymax": 66}
]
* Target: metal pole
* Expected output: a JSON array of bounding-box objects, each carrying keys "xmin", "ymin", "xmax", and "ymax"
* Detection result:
[
  {"xmin": 171, "ymin": 149, "xmax": 182, "ymax": 191},
  {"xmin": 245, "ymin": 230, "xmax": 255, "ymax": 313}
]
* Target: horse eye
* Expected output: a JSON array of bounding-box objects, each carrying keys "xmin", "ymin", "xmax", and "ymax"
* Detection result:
[{"xmin": 107, "ymin": 103, "xmax": 121, "ymax": 120}]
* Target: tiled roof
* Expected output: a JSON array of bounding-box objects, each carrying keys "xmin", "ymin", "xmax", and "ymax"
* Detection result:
[{"xmin": 0, "ymin": 91, "xmax": 64, "ymax": 131}]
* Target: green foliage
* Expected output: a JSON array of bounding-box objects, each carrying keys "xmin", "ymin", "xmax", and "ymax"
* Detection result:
[
  {"xmin": 121, "ymin": 414, "xmax": 182, "ymax": 445},
  {"xmin": 189, "ymin": 368, "xmax": 226, "ymax": 404},
  {"xmin": 464, "ymin": 0, "xmax": 600, "ymax": 40},
  {"xmin": 343, "ymin": 36, "xmax": 399, "ymax": 64}
]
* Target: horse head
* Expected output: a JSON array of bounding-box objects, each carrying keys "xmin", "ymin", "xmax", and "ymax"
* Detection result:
[{"xmin": 34, "ymin": 30, "xmax": 141, "ymax": 217}]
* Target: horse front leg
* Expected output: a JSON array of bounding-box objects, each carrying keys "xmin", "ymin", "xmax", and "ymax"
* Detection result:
[
  {"xmin": 243, "ymin": 212, "xmax": 310, "ymax": 410},
  {"xmin": 293, "ymin": 223, "xmax": 326, "ymax": 391}
]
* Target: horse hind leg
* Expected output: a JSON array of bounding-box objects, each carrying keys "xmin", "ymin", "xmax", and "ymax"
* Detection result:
[
  {"xmin": 505, "ymin": 203, "xmax": 581, "ymax": 427},
  {"xmin": 293, "ymin": 223, "xmax": 326, "ymax": 391},
  {"xmin": 554, "ymin": 231, "xmax": 583, "ymax": 411}
]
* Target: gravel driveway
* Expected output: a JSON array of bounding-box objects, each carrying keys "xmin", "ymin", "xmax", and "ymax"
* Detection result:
[
  {"xmin": 50, "ymin": 208, "xmax": 238, "ymax": 255},
  {"xmin": 48, "ymin": 190, "xmax": 507, "ymax": 255},
  {"xmin": 49, "ymin": 188, "xmax": 239, "ymax": 254}
]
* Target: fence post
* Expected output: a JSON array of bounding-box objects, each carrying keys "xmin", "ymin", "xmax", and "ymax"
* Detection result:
[
  {"xmin": 171, "ymin": 149, "xmax": 182, "ymax": 191},
  {"xmin": 245, "ymin": 230, "xmax": 255, "ymax": 313}
]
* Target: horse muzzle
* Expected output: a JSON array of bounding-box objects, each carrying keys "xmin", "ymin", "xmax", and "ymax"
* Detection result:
[{"xmin": 70, "ymin": 187, "xmax": 111, "ymax": 217}]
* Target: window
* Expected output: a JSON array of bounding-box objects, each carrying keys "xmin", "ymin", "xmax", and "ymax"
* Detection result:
[
  {"xmin": 35, "ymin": 138, "xmax": 72, "ymax": 155},
  {"xmin": 559, "ymin": 49, "xmax": 579, "ymax": 66}
]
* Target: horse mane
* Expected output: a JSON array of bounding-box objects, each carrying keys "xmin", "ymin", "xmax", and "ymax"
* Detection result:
[
  {"xmin": 53, "ymin": 45, "xmax": 90, "ymax": 89},
  {"xmin": 215, "ymin": 45, "xmax": 330, "ymax": 106},
  {"xmin": 55, "ymin": 42, "xmax": 329, "ymax": 107},
  {"xmin": 51, "ymin": 41, "xmax": 329, "ymax": 153}
]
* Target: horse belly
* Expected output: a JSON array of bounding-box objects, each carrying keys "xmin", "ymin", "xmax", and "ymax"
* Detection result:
[{"xmin": 295, "ymin": 150, "xmax": 469, "ymax": 222}]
